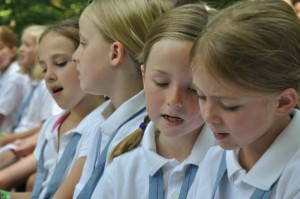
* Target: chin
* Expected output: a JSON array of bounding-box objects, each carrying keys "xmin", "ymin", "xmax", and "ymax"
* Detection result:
[{"xmin": 218, "ymin": 142, "xmax": 240, "ymax": 150}]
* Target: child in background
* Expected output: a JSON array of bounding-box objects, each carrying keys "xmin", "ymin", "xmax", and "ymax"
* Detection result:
[
  {"xmin": 0, "ymin": 26, "xmax": 29, "ymax": 133},
  {"xmin": 188, "ymin": 1, "xmax": 300, "ymax": 198},
  {"xmin": 0, "ymin": 18, "xmax": 105, "ymax": 199},
  {"xmin": 13, "ymin": 25, "xmax": 61, "ymax": 135},
  {"xmin": 67, "ymin": 0, "xmax": 165, "ymax": 198},
  {"xmin": 92, "ymin": 3, "xmax": 216, "ymax": 199},
  {"xmin": 0, "ymin": 24, "xmax": 61, "ymax": 164},
  {"xmin": 0, "ymin": 25, "xmax": 61, "ymax": 191}
]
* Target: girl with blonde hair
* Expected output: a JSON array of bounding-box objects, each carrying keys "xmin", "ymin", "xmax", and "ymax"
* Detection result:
[
  {"xmin": 92, "ymin": 3, "xmax": 216, "ymax": 199},
  {"xmin": 188, "ymin": 0, "xmax": 300, "ymax": 198},
  {"xmin": 70, "ymin": 0, "xmax": 166, "ymax": 198}
]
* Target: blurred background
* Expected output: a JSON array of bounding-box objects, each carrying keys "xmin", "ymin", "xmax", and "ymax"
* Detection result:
[{"xmin": 0, "ymin": 0, "xmax": 236, "ymax": 41}]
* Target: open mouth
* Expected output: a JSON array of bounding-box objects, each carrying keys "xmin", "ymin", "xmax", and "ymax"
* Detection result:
[
  {"xmin": 52, "ymin": 87, "xmax": 63, "ymax": 94},
  {"xmin": 162, "ymin": 114, "xmax": 183, "ymax": 123}
]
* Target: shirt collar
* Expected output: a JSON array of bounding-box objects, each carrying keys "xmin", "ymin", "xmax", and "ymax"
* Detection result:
[
  {"xmin": 143, "ymin": 122, "xmax": 215, "ymax": 176},
  {"xmin": 101, "ymin": 90, "xmax": 145, "ymax": 136},
  {"xmin": 227, "ymin": 109, "xmax": 300, "ymax": 190},
  {"xmin": 187, "ymin": 124, "xmax": 215, "ymax": 166},
  {"xmin": 142, "ymin": 122, "xmax": 169, "ymax": 176}
]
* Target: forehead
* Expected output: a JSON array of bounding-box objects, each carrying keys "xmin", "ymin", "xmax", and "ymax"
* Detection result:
[
  {"xmin": 22, "ymin": 32, "xmax": 35, "ymax": 43},
  {"xmin": 79, "ymin": 9, "xmax": 101, "ymax": 38},
  {"xmin": 147, "ymin": 39, "xmax": 192, "ymax": 65},
  {"xmin": 193, "ymin": 68, "xmax": 267, "ymax": 101},
  {"xmin": 39, "ymin": 32, "xmax": 75, "ymax": 56}
]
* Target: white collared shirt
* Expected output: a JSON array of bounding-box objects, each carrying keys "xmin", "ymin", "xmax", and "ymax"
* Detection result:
[
  {"xmin": 73, "ymin": 90, "xmax": 147, "ymax": 198},
  {"xmin": 91, "ymin": 122, "xmax": 215, "ymax": 199},
  {"xmin": 0, "ymin": 61, "xmax": 30, "ymax": 132},
  {"xmin": 188, "ymin": 109, "xmax": 300, "ymax": 199},
  {"xmin": 13, "ymin": 80, "xmax": 62, "ymax": 133},
  {"xmin": 33, "ymin": 104, "xmax": 104, "ymax": 198}
]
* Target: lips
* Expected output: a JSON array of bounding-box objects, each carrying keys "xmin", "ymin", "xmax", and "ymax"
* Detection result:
[
  {"xmin": 162, "ymin": 114, "xmax": 183, "ymax": 124},
  {"xmin": 213, "ymin": 132, "xmax": 229, "ymax": 140},
  {"xmin": 51, "ymin": 86, "xmax": 63, "ymax": 95}
]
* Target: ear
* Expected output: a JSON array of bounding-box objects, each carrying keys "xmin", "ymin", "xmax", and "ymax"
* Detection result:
[
  {"xmin": 141, "ymin": 64, "xmax": 146, "ymax": 87},
  {"xmin": 141, "ymin": 64, "xmax": 145, "ymax": 80},
  {"xmin": 109, "ymin": 41, "xmax": 125, "ymax": 66},
  {"xmin": 275, "ymin": 88, "xmax": 298, "ymax": 116}
]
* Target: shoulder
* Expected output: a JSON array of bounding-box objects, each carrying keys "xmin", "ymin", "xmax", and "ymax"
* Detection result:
[
  {"xmin": 111, "ymin": 146, "xmax": 145, "ymax": 166},
  {"xmin": 275, "ymin": 147, "xmax": 300, "ymax": 198},
  {"xmin": 107, "ymin": 146, "xmax": 146, "ymax": 176}
]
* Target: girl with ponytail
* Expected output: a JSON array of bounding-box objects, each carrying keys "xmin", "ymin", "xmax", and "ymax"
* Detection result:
[{"xmin": 92, "ymin": 3, "xmax": 217, "ymax": 199}]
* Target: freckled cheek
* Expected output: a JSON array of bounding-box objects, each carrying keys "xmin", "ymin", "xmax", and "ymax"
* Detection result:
[
  {"xmin": 145, "ymin": 93, "xmax": 162, "ymax": 118},
  {"xmin": 145, "ymin": 100, "xmax": 159, "ymax": 120}
]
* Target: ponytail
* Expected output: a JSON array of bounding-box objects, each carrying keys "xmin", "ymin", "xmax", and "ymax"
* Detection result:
[{"xmin": 109, "ymin": 115, "xmax": 151, "ymax": 162}]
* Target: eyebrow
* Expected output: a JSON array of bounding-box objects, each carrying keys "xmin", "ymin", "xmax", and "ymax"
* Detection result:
[
  {"xmin": 52, "ymin": 53, "xmax": 72, "ymax": 59},
  {"xmin": 193, "ymin": 86, "xmax": 240, "ymax": 100}
]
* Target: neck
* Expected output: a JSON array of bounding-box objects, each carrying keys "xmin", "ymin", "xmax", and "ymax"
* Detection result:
[
  {"xmin": 59, "ymin": 95, "xmax": 105, "ymax": 137},
  {"xmin": 108, "ymin": 56, "xmax": 143, "ymax": 109}
]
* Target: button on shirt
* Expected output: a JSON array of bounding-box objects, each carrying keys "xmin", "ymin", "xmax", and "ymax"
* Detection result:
[{"xmin": 92, "ymin": 122, "xmax": 215, "ymax": 199}]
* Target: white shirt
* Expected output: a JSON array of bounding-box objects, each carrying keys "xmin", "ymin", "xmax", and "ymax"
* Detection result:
[
  {"xmin": 91, "ymin": 122, "xmax": 215, "ymax": 199},
  {"xmin": 13, "ymin": 80, "xmax": 62, "ymax": 133},
  {"xmin": 0, "ymin": 61, "xmax": 30, "ymax": 132},
  {"xmin": 33, "ymin": 104, "xmax": 103, "ymax": 198},
  {"xmin": 73, "ymin": 90, "xmax": 146, "ymax": 198},
  {"xmin": 188, "ymin": 109, "xmax": 300, "ymax": 199}
]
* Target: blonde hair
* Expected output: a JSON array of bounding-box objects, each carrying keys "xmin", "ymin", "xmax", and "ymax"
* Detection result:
[
  {"xmin": 39, "ymin": 18, "xmax": 79, "ymax": 48},
  {"xmin": 84, "ymin": 0, "xmax": 166, "ymax": 66},
  {"xmin": 110, "ymin": 4, "xmax": 217, "ymax": 161},
  {"xmin": 140, "ymin": 3, "xmax": 217, "ymax": 64},
  {"xmin": 110, "ymin": 115, "xmax": 151, "ymax": 161},
  {"xmin": 19, "ymin": 25, "xmax": 47, "ymax": 80},
  {"xmin": 191, "ymin": 0, "xmax": 300, "ymax": 106}
]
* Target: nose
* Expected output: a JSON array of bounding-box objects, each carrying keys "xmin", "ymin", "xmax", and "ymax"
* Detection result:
[
  {"xmin": 72, "ymin": 48, "xmax": 79, "ymax": 63},
  {"xmin": 200, "ymin": 100, "xmax": 221, "ymax": 125},
  {"xmin": 44, "ymin": 68, "xmax": 56, "ymax": 82},
  {"xmin": 167, "ymin": 86, "xmax": 183, "ymax": 109}
]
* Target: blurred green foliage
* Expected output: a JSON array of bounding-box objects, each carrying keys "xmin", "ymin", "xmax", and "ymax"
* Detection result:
[
  {"xmin": 0, "ymin": 0, "xmax": 236, "ymax": 43},
  {"xmin": 0, "ymin": 0, "xmax": 87, "ymax": 42}
]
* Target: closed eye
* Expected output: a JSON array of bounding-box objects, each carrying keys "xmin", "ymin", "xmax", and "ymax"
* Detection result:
[
  {"xmin": 223, "ymin": 105, "xmax": 240, "ymax": 112},
  {"xmin": 188, "ymin": 87, "xmax": 198, "ymax": 96},
  {"xmin": 154, "ymin": 81, "xmax": 169, "ymax": 88},
  {"xmin": 56, "ymin": 61, "xmax": 68, "ymax": 67},
  {"xmin": 197, "ymin": 95, "xmax": 206, "ymax": 101}
]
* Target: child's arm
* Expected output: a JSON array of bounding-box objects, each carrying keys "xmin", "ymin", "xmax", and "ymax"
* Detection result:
[
  {"xmin": 53, "ymin": 157, "xmax": 87, "ymax": 199},
  {"xmin": 0, "ymin": 154, "xmax": 37, "ymax": 190},
  {"xmin": 9, "ymin": 192, "xmax": 32, "ymax": 199},
  {"xmin": 0, "ymin": 126, "xmax": 40, "ymax": 147},
  {"xmin": 0, "ymin": 150, "xmax": 17, "ymax": 170},
  {"xmin": 13, "ymin": 132, "xmax": 40, "ymax": 157}
]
